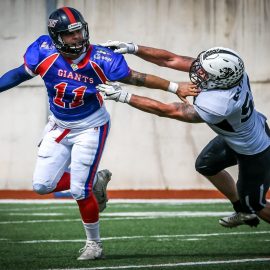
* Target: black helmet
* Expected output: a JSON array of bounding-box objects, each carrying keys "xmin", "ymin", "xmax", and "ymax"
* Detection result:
[{"xmin": 48, "ymin": 7, "xmax": 89, "ymax": 55}]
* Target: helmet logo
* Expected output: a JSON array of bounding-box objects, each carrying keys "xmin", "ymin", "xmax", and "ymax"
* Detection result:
[
  {"xmin": 48, "ymin": 19, "xmax": 58, "ymax": 28},
  {"xmin": 219, "ymin": 67, "xmax": 234, "ymax": 79},
  {"xmin": 68, "ymin": 22, "xmax": 82, "ymax": 31}
]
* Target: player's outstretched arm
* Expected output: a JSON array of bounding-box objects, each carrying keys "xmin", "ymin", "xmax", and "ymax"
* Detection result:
[
  {"xmin": 129, "ymin": 95, "xmax": 203, "ymax": 123},
  {"xmin": 97, "ymin": 82, "xmax": 203, "ymax": 123},
  {"xmin": 119, "ymin": 69, "xmax": 199, "ymax": 103},
  {"xmin": 135, "ymin": 45, "xmax": 195, "ymax": 72},
  {"xmin": 100, "ymin": 40, "xmax": 195, "ymax": 72},
  {"xmin": 0, "ymin": 65, "xmax": 33, "ymax": 93}
]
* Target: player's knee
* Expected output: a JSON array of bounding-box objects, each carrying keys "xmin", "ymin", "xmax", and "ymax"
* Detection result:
[
  {"xmin": 195, "ymin": 156, "xmax": 217, "ymax": 176},
  {"xmin": 33, "ymin": 183, "xmax": 52, "ymax": 195},
  {"xmin": 70, "ymin": 185, "xmax": 85, "ymax": 200}
]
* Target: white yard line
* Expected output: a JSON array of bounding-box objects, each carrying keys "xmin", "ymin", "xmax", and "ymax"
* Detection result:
[
  {"xmin": 0, "ymin": 211, "xmax": 233, "ymax": 224},
  {"xmin": 0, "ymin": 206, "xmax": 77, "ymax": 212},
  {"xmin": 101, "ymin": 211, "xmax": 232, "ymax": 217},
  {"xmin": 0, "ymin": 199, "xmax": 75, "ymax": 204},
  {"xmin": 8, "ymin": 213, "xmax": 64, "ymax": 216},
  {"xmin": 14, "ymin": 230, "xmax": 270, "ymax": 243},
  {"xmin": 0, "ymin": 218, "xmax": 81, "ymax": 224},
  {"xmin": 0, "ymin": 199, "xmax": 228, "ymax": 204},
  {"xmin": 47, "ymin": 257, "xmax": 270, "ymax": 270}
]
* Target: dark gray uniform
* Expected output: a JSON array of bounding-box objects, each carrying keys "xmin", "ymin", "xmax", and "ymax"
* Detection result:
[{"xmin": 193, "ymin": 73, "xmax": 270, "ymax": 213}]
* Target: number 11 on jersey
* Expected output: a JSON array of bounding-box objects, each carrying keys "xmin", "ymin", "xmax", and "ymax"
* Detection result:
[{"xmin": 54, "ymin": 82, "xmax": 87, "ymax": 108}]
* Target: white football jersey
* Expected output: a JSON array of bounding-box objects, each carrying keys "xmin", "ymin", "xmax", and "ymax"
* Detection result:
[{"xmin": 194, "ymin": 73, "xmax": 270, "ymax": 155}]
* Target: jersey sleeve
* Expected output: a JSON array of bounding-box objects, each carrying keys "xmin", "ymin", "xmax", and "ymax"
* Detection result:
[
  {"xmin": 102, "ymin": 52, "xmax": 130, "ymax": 81},
  {"xmin": 193, "ymin": 104, "xmax": 224, "ymax": 124},
  {"xmin": 193, "ymin": 91, "xmax": 230, "ymax": 124},
  {"xmin": 23, "ymin": 38, "xmax": 41, "ymax": 76}
]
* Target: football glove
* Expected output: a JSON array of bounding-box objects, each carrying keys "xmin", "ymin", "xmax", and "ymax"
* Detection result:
[
  {"xmin": 99, "ymin": 40, "xmax": 138, "ymax": 54},
  {"xmin": 97, "ymin": 82, "xmax": 132, "ymax": 103}
]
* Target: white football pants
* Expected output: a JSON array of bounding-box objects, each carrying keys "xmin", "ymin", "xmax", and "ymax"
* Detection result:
[{"xmin": 33, "ymin": 120, "xmax": 110, "ymax": 200}]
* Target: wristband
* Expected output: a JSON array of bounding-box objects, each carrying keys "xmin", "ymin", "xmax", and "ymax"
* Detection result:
[
  {"xmin": 167, "ymin": 82, "xmax": 178, "ymax": 93},
  {"xmin": 119, "ymin": 91, "xmax": 132, "ymax": 103},
  {"xmin": 134, "ymin": 44, "xmax": 139, "ymax": 54},
  {"xmin": 126, "ymin": 93, "xmax": 132, "ymax": 103}
]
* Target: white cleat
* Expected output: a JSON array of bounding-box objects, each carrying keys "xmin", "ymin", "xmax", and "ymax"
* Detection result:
[
  {"xmin": 219, "ymin": 212, "xmax": 260, "ymax": 228},
  {"xmin": 77, "ymin": 240, "xmax": 104, "ymax": 260},
  {"xmin": 93, "ymin": 169, "xmax": 112, "ymax": 212}
]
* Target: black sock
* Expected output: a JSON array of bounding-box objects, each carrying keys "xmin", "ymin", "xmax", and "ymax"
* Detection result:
[{"xmin": 232, "ymin": 200, "xmax": 244, "ymax": 212}]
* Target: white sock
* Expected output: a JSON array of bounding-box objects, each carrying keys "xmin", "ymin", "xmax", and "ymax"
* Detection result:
[{"xmin": 83, "ymin": 221, "xmax": 100, "ymax": 242}]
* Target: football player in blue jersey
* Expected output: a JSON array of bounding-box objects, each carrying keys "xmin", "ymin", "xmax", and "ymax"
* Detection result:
[
  {"xmin": 98, "ymin": 41, "xmax": 270, "ymax": 227},
  {"xmin": 0, "ymin": 7, "xmax": 197, "ymax": 260}
]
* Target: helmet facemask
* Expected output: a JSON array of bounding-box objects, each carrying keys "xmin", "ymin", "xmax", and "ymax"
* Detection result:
[
  {"xmin": 189, "ymin": 54, "xmax": 209, "ymax": 89},
  {"xmin": 56, "ymin": 23, "xmax": 89, "ymax": 55}
]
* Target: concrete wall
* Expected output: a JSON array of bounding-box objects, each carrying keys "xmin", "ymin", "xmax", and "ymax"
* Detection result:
[{"xmin": 0, "ymin": 0, "xmax": 269, "ymax": 190}]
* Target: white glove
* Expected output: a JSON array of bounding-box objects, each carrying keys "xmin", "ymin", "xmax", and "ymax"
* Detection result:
[
  {"xmin": 97, "ymin": 82, "xmax": 132, "ymax": 103},
  {"xmin": 99, "ymin": 40, "xmax": 138, "ymax": 54}
]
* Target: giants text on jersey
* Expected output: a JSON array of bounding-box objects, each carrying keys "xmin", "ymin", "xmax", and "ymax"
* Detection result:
[{"xmin": 24, "ymin": 35, "xmax": 130, "ymax": 122}]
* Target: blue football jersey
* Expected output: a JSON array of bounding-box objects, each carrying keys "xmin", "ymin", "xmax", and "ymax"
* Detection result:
[{"xmin": 24, "ymin": 35, "xmax": 130, "ymax": 121}]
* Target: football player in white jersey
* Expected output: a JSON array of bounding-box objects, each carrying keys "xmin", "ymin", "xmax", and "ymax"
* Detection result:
[{"xmin": 98, "ymin": 42, "xmax": 270, "ymax": 227}]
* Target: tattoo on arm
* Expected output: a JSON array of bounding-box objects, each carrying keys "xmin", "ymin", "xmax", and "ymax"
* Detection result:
[
  {"xmin": 173, "ymin": 102, "xmax": 203, "ymax": 123},
  {"xmin": 121, "ymin": 70, "xmax": 147, "ymax": 86}
]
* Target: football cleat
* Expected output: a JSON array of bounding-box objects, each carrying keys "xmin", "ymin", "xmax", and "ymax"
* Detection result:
[
  {"xmin": 93, "ymin": 169, "xmax": 112, "ymax": 212},
  {"xmin": 77, "ymin": 240, "xmax": 104, "ymax": 260},
  {"xmin": 219, "ymin": 212, "xmax": 260, "ymax": 228}
]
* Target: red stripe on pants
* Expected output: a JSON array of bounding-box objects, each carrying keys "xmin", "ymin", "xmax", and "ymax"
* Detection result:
[{"xmin": 55, "ymin": 129, "xmax": 71, "ymax": 143}]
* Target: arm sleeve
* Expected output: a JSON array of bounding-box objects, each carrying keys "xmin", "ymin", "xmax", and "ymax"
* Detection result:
[{"xmin": 0, "ymin": 65, "xmax": 33, "ymax": 93}]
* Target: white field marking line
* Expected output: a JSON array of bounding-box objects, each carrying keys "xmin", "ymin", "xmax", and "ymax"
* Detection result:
[
  {"xmin": 15, "ymin": 230, "xmax": 270, "ymax": 243},
  {"xmin": 0, "ymin": 216, "xmax": 195, "ymax": 225},
  {"xmin": 0, "ymin": 206, "xmax": 77, "ymax": 212},
  {"xmin": 48, "ymin": 258, "xmax": 270, "ymax": 270},
  {"xmin": 0, "ymin": 218, "xmax": 81, "ymax": 224},
  {"xmin": 0, "ymin": 217, "xmax": 160, "ymax": 225},
  {"xmin": 0, "ymin": 198, "xmax": 228, "ymax": 204},
  {"xmin": 101, "ymin": 211, "xmax": 232, "ymax": 217},
  {"xmin": 8, "ymin": 213, "xmax": 64, "ymax": 216},
  {"xmin": 0, "ymin": 211, "xmax": 233, "ymax": 224},
  {"xmin": 156, "ymin": 238, "xmax": 204, "ymax": 242}
]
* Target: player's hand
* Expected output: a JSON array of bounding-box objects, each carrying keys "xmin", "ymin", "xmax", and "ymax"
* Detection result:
[
  {"xmin": 176, "ymin": 82, "xmax": 200, "ymax": 104},
  {"xmin": 99, "ymin": 40, "xmax": 138, "ymax": 54},
  {"xmin": 96, "ymin": 82, "xmax": 131, "ymax": 103}
]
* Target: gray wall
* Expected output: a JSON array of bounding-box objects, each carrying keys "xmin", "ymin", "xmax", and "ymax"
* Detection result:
[{"xmin": 0, "ymin": 0, "xmax": 269, "ymax": 190}]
